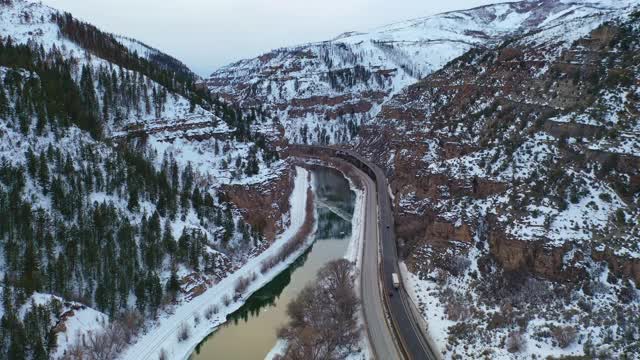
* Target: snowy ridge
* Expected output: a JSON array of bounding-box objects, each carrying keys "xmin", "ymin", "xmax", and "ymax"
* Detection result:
[
  {"xmin": 0, "ymin": 0, "xmax": 66, "ymax": 49},
  {"xmin": 0, "ymin": 0, "xmax": 182, "ymax": 66},
  {"xmin": 0, "ymin": 0, "xmax": 214, "ymax": 138},
  {"xmin": 207, "ymin": 0, "xmax": 638, "ymax": 145},
  {"xmin": 114, "ymin": 35, "xmax": 163, "ymax": 60}
]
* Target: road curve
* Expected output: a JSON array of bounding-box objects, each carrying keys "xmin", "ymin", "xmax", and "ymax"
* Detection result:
[{"xmin": 289, "ymin": 145, "xmax": 439, "ymax": 360}]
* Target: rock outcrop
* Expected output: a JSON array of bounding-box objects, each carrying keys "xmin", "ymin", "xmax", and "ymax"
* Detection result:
[{"xmin": 221, "ymin": 167, "xmax": 296, "ymax": 241}]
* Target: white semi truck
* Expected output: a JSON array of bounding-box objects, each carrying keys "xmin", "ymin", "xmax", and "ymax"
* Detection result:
[{"xmin": 392, "ymin": 272, "xmax": 400, "ymax": 289}]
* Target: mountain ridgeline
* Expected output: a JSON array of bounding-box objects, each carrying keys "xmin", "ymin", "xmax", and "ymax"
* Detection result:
[
  {"xmin": 357, "ymin": 6, "xmax": 640, "ymax": 359},
  {"xmin": 52, "ymin": 12, "xmax": 208, "ymax": 109}
]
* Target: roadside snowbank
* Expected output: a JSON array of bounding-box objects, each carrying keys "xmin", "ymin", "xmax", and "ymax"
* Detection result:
[
  {"xmin": 120, "ymin": 167, "xmax": 315, "ymax": 360},
  {"xmin": 399, "ymin": 262, "xmax": 448, "ymax": 356}
]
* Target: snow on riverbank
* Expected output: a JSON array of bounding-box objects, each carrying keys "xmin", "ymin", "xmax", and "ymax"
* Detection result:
[
  {"xmin": 266, "ymin": 170, "xmax": 370, "ymax": 360},
  {"xmin": 344, "ymin": 178, "xmax": 365, "ymax": 267},
  {"xmin": 120, "ymin": 167, "xmax": 315, "ymax": 360},
  {"xmin": 345, "ymin": 179, "xmax": 372, "ymax": 360},
  {"xmin": 265, "ymin": 339, "xmax": 288, "ymax": 360}
]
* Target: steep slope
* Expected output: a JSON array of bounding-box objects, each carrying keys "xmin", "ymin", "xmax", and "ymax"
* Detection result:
[
  {"xmin": 207, "ymin": 0, "xmax": 636, "ymax": 145},
  {"xmin": 356, "ymin": 4, "xmax": 640, "ymax": 359},
  {"xmin": 0, "ymin": 1, "xmax": 298, "ymax": 359}
]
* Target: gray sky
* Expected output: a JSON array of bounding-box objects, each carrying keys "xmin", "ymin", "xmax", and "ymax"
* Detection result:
[{"xmin": 41, "ymin": 0, "xmax": 499, "ymax": 76}]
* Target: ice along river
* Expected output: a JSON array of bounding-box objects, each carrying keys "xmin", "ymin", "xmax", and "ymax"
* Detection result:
[{"xmin": 190, "ymin": 167, "xmax": 356, "ymax": 360}]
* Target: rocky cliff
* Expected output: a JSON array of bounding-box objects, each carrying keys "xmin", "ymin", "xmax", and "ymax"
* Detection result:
[{"xmin": 204, "ymin": 0, "xmax": 640, "ymax": 357}]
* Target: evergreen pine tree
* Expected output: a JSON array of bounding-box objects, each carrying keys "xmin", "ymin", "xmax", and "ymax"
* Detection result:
[
  {"xmin": 0, "ymin": 86, "xmax": 9, "ymax": 118},
  {"xmin": 163, "ymin": 220, "xmax": 176, "ymax": 255},
  {"xmin": 223, "ymin": 207, "xmax": 234, "ymax": 243},
  {"xmin": 134, "ymin": 276, "xmax": 146, "ymax": 314},
  {"xmin": 79, "ymin": 65, "xmax": 102, "ymax": 138},
  {"xmin": 166, "ymin": 265, "xmax": 180, "ymax": 299},
  {"xmin": 38, "ymin": 151, "xmax": 49, "ymax": 194},
  {"xmin": 26, "ymin": 148, "xmax": 38, "ymax": 178},
  {"xmin": 2, "ymin": 278, "xmax": 13, "ymax": 311},
  {"xmin": 32, "ymin": 340, "xmax": 47, "ymax": 360},
  {"xmin": 6, "ymin": 314, "xmax": 26, "ymax": 360},
  {"xmin": 147, "ymin": 272, "xmax": 163, "ymax": 316},
  {"xmin": 46, "ymin": 329, "xmax": 57, "ymax": 355},
  {"xmin": 22, "ymin": 240, "xmax": 40, "ymax": 295},
  {"xmin": 127, "ymin": 188, "xmax": 139, "ymax": 212}
]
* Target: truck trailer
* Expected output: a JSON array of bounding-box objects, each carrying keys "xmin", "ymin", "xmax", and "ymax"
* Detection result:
[{"xmin": 392, "ymin": 272, "xmax": 400, "ymax": 289}]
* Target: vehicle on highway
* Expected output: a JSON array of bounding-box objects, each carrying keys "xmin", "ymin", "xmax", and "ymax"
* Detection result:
[{"xmin": 392, "ymin": 273, "xmax": 400, "ymax": 289}]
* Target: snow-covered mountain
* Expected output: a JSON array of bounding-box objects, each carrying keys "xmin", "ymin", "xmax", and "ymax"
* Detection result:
[
  {"xmin": 207, "ymin": 0, "xmax": 638, "ymax": 145},
  {"xmin": 0, "ymin": 0, "xmax": 228, "ymax": 140},
  {"xmin": 0, "ymin": 0, "xmax": 192, "ymax": 75},
  {"xmin": 354, "ymin": 2, "xmax": 640, "ymax": 358},
  {"xmin": 209, "ymin": 0, "xmax": 640, "ymax": 358},
  {"xmin": 2, "ymin": 0, "xmax": 639, "ymax": 359},
  {"xmin": 0, "ymin": 0, "xmax": 285, "ymax": 187},
  {"xmin": 0, "ymin": 1, "xmax": 297, "ymax": 359}
]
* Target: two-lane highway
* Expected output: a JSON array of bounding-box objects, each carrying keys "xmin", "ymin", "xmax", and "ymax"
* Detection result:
[
  {"xmin": 338, "ymin": 148, "xmax": 439, "ymax": 360},
  {"xmin": 353, "ymin": 165, "xmax": 402, "ymax": 360},
  {"xmin": 372, "ymin": 157, "xmax": 439, "ymax": 360}
]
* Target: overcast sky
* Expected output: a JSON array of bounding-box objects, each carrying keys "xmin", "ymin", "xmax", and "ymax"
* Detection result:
[{"xmin": 41, "ymin": 0, "xmax": 499, "ymax": 76}]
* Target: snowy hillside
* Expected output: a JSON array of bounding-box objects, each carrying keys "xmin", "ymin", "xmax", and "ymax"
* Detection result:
[
  {"xmin": 356, "ymin": 2, "xmax": 640, "ymax": 358},
  {"xmin": 0, "ymin": 1, "xmax": 299, "ymax": 359},
  {"xmin": 0, "ymin": 0, "xmax": 192, "ymax": 78},
  {"xmin": 0, "ymin": 0, "xmax": 223, "ymax": 139},
  {"xmin": 207, "ymin": 0, "xmax": 638, "ymax": 145}
]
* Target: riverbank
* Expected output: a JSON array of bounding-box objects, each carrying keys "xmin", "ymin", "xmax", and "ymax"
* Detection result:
[
  {"xmin": 119, "ymin": 166, "xmax": 318, "ymax": 360},
  {"xmin": 266, "ymin": 164, "xmax": 371, "ymax": 360}
]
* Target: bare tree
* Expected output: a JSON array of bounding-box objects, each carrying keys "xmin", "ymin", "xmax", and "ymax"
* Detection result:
[
  {"xmin": 119, "ymin": 309, "xmax": 143, "ymax": 344},
  {"xmin": 279, "ymin": 259, "xmax": 361, "ymax": 360},
  {"xmin": 222, "ymin": 294, "xmax": 231, "ymax": 306},
  {"xmin": 177, "ymin": 322, "xmax": 191, "ymax": 342},
  {"xmin": 234, "ymin": 275, "xmax": 252, "ymax": 295},
  {"xmin": 506, "ymin": 331, "xmax": 526, "ymax": 353},
  {"xmin": 552, "ymin": 326, "xmax": 577, "ymax": 348},
  {"xmin": 449, "ymin": 255, "xmax": 471, "ymax": 276},
  {"xmin": 204, "ymin": 304, "xmax": 219, "ymax": 319},
  {"xmin": 159, "ymin": 348, "xmax": 169, "ymax": 360},
  {"xmin": 64, "ymin": 323, "xmax": 127, "ymax": 360}
]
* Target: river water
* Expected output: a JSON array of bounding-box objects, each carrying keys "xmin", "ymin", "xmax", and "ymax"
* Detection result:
[{"xmin": 190, "ymin": 167, "xmax": 356, "ymax": 360}]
